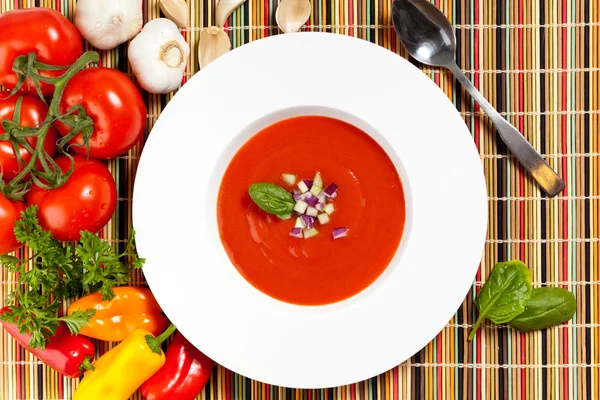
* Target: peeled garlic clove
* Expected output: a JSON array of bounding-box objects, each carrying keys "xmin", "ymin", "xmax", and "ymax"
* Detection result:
[
  {"xmin": 215, "ymin": 0, "xmax": 248, "ymax": 28},
  {"xmin": 275, "ymin": 0, "xmax": 311, "ymax": 33},
  {"xmin": 75, "ymin": 0, "xmax": 143, "ymax": 50},
  {"xmin": 198, "ymin": 27, "xmax": 231, "ymax": 69},
  {"xmin": 159, "ymin": 0, "xmax": 189, "ymax": 28},
  {"xmin": 128, "ymin": 19, "xmax": 191, "ymax": 94}
]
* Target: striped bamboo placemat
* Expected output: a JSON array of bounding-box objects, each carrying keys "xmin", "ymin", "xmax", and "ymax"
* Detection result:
[{"xmin": 1, "ymin": 0, "xmax": 598, "ymax": 399}]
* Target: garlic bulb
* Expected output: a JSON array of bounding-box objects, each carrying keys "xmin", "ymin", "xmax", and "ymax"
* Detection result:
[
  {"xmin": 75, "ymin": 0, "xmax": 143, "ymax": 50},
  {"xmin": 128, "ymin": 18, "xmax": 190, "ymax": 94}
]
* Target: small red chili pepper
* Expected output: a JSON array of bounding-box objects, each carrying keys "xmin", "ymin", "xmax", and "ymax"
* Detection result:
[
  {"xmin": 140, "ymin": 332, "xmax": 215, "ymax": 400},
  {"xmin": 0, "ymin": 307, "xmax": 95, "ymax": 378}
]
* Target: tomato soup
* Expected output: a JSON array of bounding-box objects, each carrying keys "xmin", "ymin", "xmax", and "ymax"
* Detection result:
[{"xmin": 217, "ymin": 116, "xmax": 405, "ymax": 305}]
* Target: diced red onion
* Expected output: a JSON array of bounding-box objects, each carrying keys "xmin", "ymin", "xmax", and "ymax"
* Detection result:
[
  {"xmin": 297, "ymin": 181, "xmax": 309, "ymax": 193},
  {"xmin": 276, "ymin": 172, "xmax": 342, "ymax": 235},
  {"xmin": 323, "ymin": 183, "xmax": 338, "ymax": 197},
  {"xmin": 317, "ymin": 192, "xmax": 326, "ymax": 203},
  {"xmin": 332, "ymin": 227, "xmax": 348, "ymax": 239},
  {"xmin": 304, "ymin": 193, "xmax": 319, "ymax": 207},
  {"xmin": 300, "ymin": 215, "xmax": 315, "ymax": 229},
  {"xmin": 290, "ymin": 227, "xmax": 303, "ymax": 238}
]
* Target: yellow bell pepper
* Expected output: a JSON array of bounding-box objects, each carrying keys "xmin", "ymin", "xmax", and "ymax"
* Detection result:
[{"xmin": 73, "ymin": 324, "xmax": 177, "ymax": 400}]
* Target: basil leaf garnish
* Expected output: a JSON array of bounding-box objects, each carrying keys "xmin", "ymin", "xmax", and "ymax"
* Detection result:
[{"xmin": 249, "ymin": 183, "xmax": 295, "ymax": 217}]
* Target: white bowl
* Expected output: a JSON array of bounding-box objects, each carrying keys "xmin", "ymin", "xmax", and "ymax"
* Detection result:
[{"xmin": 132, "ymin": 32, "xmax": 488, "ymax": 389}]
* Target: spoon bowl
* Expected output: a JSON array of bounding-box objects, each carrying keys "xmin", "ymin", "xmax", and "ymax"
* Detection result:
[{"xmin": 392, "ymin": 0, "xmax": 455, "ymax": 66}]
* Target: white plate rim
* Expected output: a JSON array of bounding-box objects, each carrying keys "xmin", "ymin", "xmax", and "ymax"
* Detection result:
[{"xmin": 132, "ymin": 32, "xmax": 488, "ymax": 389}]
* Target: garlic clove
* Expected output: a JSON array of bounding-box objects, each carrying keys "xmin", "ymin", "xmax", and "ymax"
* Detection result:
[
  {"xmin": 275, "ymin": 0, "xmax": 311, "ymax": 33},
  {"xmin": 198, "ymin": 27, "xmax": 231, "ymax": 69},
  {"xmin": 128, "ymin": 18, "xmax": 191, "ymax": 94},
  {"xmin": 215, "ymin": 0, "xmax": 248, "ymax": 28},
  {"xmin": 75, "ymin": 0, "xmax": 143, "ymax": 50},
  {"xmin": 159, "ymin": 0, "xmax": 189, "ymax": 28}
]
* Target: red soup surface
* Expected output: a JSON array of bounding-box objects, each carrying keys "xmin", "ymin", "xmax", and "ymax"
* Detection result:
[{"xmin": 217, "ymin": 116, "xmax": 405, "ymax": 305}]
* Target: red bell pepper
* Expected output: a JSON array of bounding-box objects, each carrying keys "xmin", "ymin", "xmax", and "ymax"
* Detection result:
[
  {"xmin": 0, "ymin": 307, "xmax": 95, "ymax": 378},
  {"xmin": 140, "ymin": 332, "xmax": 215, "ymax": 400}
]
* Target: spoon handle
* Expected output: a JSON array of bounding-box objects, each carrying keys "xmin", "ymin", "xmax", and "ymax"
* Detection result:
[{"xmin": 446, "ymin": 62, "xmax": 565, "ymax": 198}]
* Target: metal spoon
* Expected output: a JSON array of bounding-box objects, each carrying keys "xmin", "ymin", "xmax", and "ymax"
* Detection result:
[
  {"xmin": 275, "ymin": 0, "xmax": 311, "ymax": 33},
  {"xmin": 392, "ymin": 0, "xmax": 565, "ymax": 197}
]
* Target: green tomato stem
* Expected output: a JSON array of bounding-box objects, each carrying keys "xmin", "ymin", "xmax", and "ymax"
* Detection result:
[
  {"xmin": 6, "ymin": 123, "xmax": 50, "ymax": 188},
  {"xmin": 48, "ymin": 52, "xmax": 99, "ymax": 118},
  {"xmin": 2, "ymin": 51, "xmax": 99, "ymax": 195}
]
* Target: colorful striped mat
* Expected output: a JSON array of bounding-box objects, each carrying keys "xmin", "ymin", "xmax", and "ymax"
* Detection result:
[{"xmin": 1, "ymin": 0, "xmax": 599, "ymax": 399}]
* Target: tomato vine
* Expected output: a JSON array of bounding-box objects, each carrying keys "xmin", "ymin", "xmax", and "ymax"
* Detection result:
[{"xmin": 0, "ymin": 51, "xmax": 99, "ymax": 200}]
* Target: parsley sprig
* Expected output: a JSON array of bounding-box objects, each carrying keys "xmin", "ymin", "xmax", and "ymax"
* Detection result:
[{"xmin": 0, "ymin": 206, "xmax": 145, "ymax": 348}]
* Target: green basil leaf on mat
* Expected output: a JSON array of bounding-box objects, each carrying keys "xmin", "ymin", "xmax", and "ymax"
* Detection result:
[
  {"xmin": 508, "ymin": 287, "xmax": 576, "ymax": 332},
  {"xmin": 468, "ymin": 260, "xmax": 532, "ymax": 340},
  {"xmin": 249, "ymin": 183, "xmax": 295, "ymax": 217}
]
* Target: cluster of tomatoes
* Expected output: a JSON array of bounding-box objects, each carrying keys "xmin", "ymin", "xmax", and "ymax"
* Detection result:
[{"xmin": 0, "ymin": 8, "xmax": 147, "ymax": 252}]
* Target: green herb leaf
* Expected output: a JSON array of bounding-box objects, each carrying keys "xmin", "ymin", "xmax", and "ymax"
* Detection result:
[
  {"xmin": 248, "ymin": 183, "xmax": 295, "ymax": 217},
  {"xmin": 468, "ymin": 260, "xmax": 532, "ymax": 340},
  {"xmin": 124, "ymin": 227, "xmax": 145, "ymax": 269},
  {"xmin": 77, "ymin": 231, "xmax": 131, "ymax": 301},
  {"xmin": 58, "ymin": 309, "xmax": 96, "ymax": 335},
  {"xmin": 0, "ymin": 297, "xmax": 61, "ymax": 349},
  {"xmin": 1, "ymin": 206, "xmax": 144, "ymax": 348},
  {"xmin": 0, "ymin": 255, "xmax": 24, "ymax": 273},
  {"xmin": 508, "ymin": 287, "xmax": 576, "ymax": 332}
]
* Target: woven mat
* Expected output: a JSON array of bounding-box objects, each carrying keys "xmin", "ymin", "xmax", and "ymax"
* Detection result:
[{"xmin": 1, "ymin": 0, "xmax": 599, "ymax": 399}]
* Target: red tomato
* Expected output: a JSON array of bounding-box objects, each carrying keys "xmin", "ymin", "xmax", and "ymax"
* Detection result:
[
  {"xmin": 0, "ymin": 8, "xmax": 83, "ymax": 96},
  {"xmin": 0, "ymin": 92, "xmax": 58, "ymax": 181},
  {"xmin": 26, "ymin": 156, "xmax": 117, "ymax": 242},
  {"xmin": 0, "ymin": 194, "xmax": 25, "ymax": 254},
  {"xmin": 56, "ymin": 68, "xmax": 147, "ymax": 159}
]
